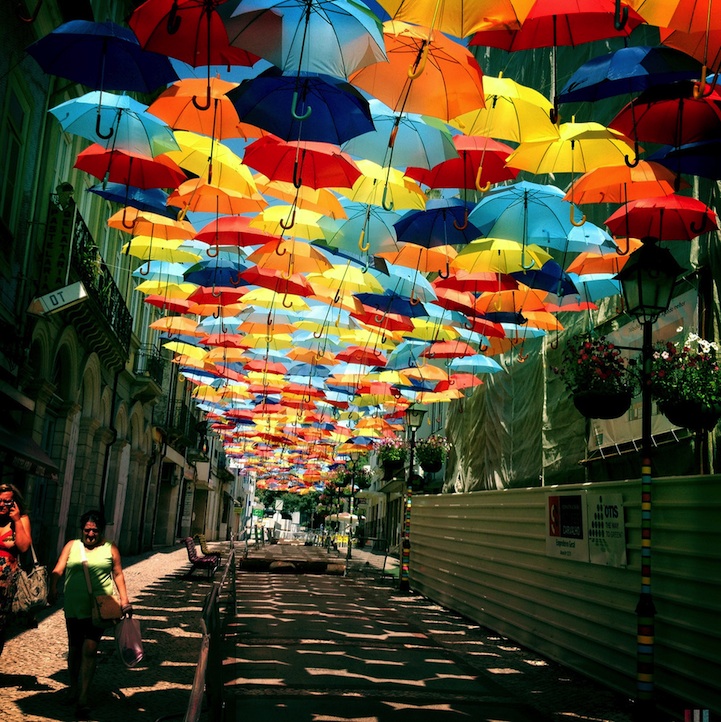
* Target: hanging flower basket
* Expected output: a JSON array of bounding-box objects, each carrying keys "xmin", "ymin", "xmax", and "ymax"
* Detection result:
[
  {"xmin": 382, "ymin": 458, "xmax": 404, "ymax": 480},
  {"xmin": 658, "ymin": 400, "xmax": 721, "ymax": 432},
  {"xmin": 420, "ymin": 458, "xmax": 443, "ymax": 473},
  {"xmin": 572, "ymin": 390, "xmax": 633, "ymax": 420},
  {"xmin": 415, "ymin": 435, "xmax": 450, "ymax": 474}
]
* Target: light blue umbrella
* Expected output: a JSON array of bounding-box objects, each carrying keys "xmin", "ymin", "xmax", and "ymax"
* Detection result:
[
  {"xmin": 448, "ymin": 355, "xmax": 503, "ymax": 374},
  {"xmin": 49, "ymin": 91, "xmax": 179, "ymax": 156}
]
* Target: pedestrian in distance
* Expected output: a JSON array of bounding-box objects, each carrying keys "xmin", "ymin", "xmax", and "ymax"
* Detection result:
[
  {"xmin": 0, "ymin": 483, "xmax": 32, "ymax": 656},
  {"xmin": 49, "ymin": 510, "xmax": 131, "ymax": 721}
]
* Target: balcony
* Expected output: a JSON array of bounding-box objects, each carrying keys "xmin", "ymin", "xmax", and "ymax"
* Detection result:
[
  {"xmin": 154, "ymin": 397, "xmax": 203, "ymax": 455},
  {"xmin": 39, "ymin": 197, "xmax": 132, "ymax": 367},
  {"xmin": 132, "ymin": 344, "xmax": 165, "ymax": 402}
]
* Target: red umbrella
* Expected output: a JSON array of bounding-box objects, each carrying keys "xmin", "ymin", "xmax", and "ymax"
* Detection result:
[
  {"xmin": 74, "ymin": 144, "xmax": 187, "ymax": 188},
  {"xmin": 243, "ymin": 359, "xmax": 288, "ymax": 374},
  {"xmin": 238, "ymin": 266, "xmax": 315, "ymax": 297},
  {"xmin": 420, "ymin": 340, "xmax": 478, "ymax": 359},
  {"xmin": 242, "ymin": 135, "xmax": 362, "ymax": 190},
  {"xmin": 405, "ymin": 136, "xmax": 518, "ymax": 191},
  {"xmin": 195, "ymin": 215, "xmax": 276, "ymax": 247},
  {"xmin": 144, "ymin": 294, "xmax": 193, "ymax": 313},
  {"xmin": 186, "ymin": 286, "xmax": 247, "ymax": 305},
  {"xmin": 609, "ymin": 81, "xmax": 721, "ymax": 149},
  {"xmin": 350, "ymin": 305, "xmax": 415, "ymax": 332},
  {"xmin": 433, "ymin": 270, "xmax": 519, "ymax": 293},
  {"xmin": 605, "ymin": 194, "xmax": 719, "ymax": 241},
  {"xmin": 434, "ymin": 373, "xmax": 485, "ymax": 391},
  {"xmin": 334, "ymin": 346, "xmax": 387, "ymax": 366},
  {"xmin": 130, "ymin": 0, "xmax": 257, "ymax": 109}
]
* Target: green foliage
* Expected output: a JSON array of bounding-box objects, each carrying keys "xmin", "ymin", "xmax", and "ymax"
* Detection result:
[
  {"xmin": 375, "ymin": 436, "xmax": 407, "ymax": 464},
  {"xmin": 649, "ymin": 334, "xmax": 721, "ymax": 408},
  {"xmin": 257, "ymin": 490, "xmax": 320, "ymax": 520},
  {"xmin": 415, "ymin": 435, "xmax": 451, "ymax": 466},
  {"xmin": 554, "ymin": 332, "xmax": 638, "ymax": 396}
]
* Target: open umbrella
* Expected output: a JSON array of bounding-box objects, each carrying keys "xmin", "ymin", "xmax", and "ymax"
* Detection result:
[
  {"xmin": 220, "ymin": 0, "xmax": 387, "ymax": 78},
  {"xmin": 74, "ymin": 145, "xmax": 187, "ymax": 188},
  {"xmin": 168, "ymin": 177, "xmax": 267, "ymax": 215},
  {"xmin": 229, "ymin": 67, "xmax": 374, "ymax": 144},
  {"xmin": 393, "ymin": 199, "xmax": 482, "ymax": 248},
  {"xmin": 87, "ymin": 183, "xmax": 178, "ymax": 217},
  {"xmin": 604, "ymin": 194, "xmax": 719, "ymax": 241},
  {"xmin": 349, "ymin": 20, "xmax": 485, "ymax": 122},
  {"xmin": 50, "ymin": 91, "xmax": 179, "ymax": 155},
  {"xmin": 648, "ymin": 139, "xmax": 721, "ymax": 181},
  {"xmin": 25, "ymin": 19, "xmax": 179, "ymax": 93}
]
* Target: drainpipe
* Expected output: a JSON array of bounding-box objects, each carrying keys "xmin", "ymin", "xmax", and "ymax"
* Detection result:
[{"xmin": 98, "ymin": 364, "xmax": 122, "ymax": 517}]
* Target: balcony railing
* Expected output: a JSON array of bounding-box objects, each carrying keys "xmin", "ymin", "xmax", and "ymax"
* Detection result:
[{"xmin": 134, "ymin": 344, "xmax": 165, "ymax": 386}]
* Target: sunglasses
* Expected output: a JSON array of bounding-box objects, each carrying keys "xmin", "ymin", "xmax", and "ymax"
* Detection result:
[
  {"xmin": 82, "ymin": 528, "xmax": 100, "ymax": 534},
  {"xmin": 0, "ymin": 500, "xmax": 14, "ymax": 506}
]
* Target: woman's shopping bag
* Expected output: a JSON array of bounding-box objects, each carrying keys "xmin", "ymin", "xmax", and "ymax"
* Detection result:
[{"xmin": 114, "ymin": 617, "xmax": 144, "ymax": 668}]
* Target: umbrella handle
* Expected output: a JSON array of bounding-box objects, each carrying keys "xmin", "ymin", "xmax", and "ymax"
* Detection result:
[
  {"xmin": 381, "ymin": 185, "xmax": 394, "ymax": 212},
  {"xmin": 694, "ymin": 68, "xmax": 719, "ymax": 98},
  {"xmin": 437, "ymin": 261, "xmax": 450, "ymax": 279},
  {"xmin": 624, "ymin": 139, "xmax": 640, "ymax": 168},
  {"xmin": 192, "ymin": 86, "xmax": 212, "ymax": 111},
  {"xmin": 570, "ymin": 205, "xmax": 586, "ymax": 227},
  {"xmin": 615, "ymin": 236, "xmax": 630, "ymax": 256},
  {"xmin": 282, "ymin": 293, "xmax": 293, "ymax": 309},
  {"xmin": 15, "ymin": 0, "xmax": 43, "ymax": 22},
  {"xmin": 211, "ymin": 285, "xmax": 222, "ymax": 298},
  {"xmin": 313, "ymin": 329, "xmax": 323, "ymax": 339},
  {"xmin": 121, "ymin": 206, "xmax": 134, "ymax": 230},
  {"xmin": 453, "ymin": 209, "xmax": 469, "ymax": 231},
  {"xmin": 206, "ymin": 244, "xmax": 219, "ymax": 258},
  {"xmin": 279, "ymin": 208, "xmax": 296, "ymax": 231},
  {"xmin": 291, "ymin": 91, "xmax": 312, "ymax": 120},
  {"xmin": 474, "ymin": 167, "xmax": 491, "ymax": 193},
  {"xmin": 408, "ymin": 42, "xmax": 430, "ymax": 80},
  {"xmin": 689, "ymin": 219, "xmax": 707, "ymax": 235},
  {"xmin": 613, "ymin": 0, "xmax": 628, "ymax": 30},
  {"xmin": 230, "ymin": 271, "xmax": 243, "ymax": 287},
  {"xmin": 95, "ymin": 112, "xmax": 114, "ymax": 140},
  {"xmin": 517, "ymin": 349, "xmax": 529, "ymax": 362},
  {"xmin": 167, "ymin": 3, "xmax": 181, "ymax": 33},
  {"xmin": 138, "ymin": 260, "xmax": 151, "ymax": 276},
  {"xmin": 479, "ymin": 344, "xmax": 489, "ymax": 353},
  {"xmin": 520, "ymin": 249, "xmax": 536, "ymax": 271},
  {"xmin": 358, "ymin": 229, "xmax": 370, "ymax": 252}
]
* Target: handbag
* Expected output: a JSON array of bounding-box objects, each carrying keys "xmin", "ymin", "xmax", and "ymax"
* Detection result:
[
  {"xmin": 78, "ymin": 541, "xmax": 122, "ymax": 629},
  {"xmin": 114, "ymin": 616, "xmax": 144, "ymax": 668},
  {"xmin": 12, "ymin": 543, "xmax": 48, "ymax": 614}
]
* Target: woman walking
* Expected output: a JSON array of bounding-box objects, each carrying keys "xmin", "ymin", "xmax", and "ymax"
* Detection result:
[
  {"xmin": 50, "ymin": 510, "xmax": 131, "ymax": 720},
  {"xmin": 0, "ymin": 483, "xmax": 32, "ymax": 656}
]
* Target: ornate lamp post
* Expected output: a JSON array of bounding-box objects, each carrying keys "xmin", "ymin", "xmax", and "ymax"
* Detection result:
[
  {"xmin": 400, "ymin": 406, "xmax": 426, "ymax": 592},
  {"xmin": 346, "ymin": 450, "xmax": 361, "ymax": 561},
  {"xmin": 615, "ymin": 238, "xmax": 683, "ymax": 720}
]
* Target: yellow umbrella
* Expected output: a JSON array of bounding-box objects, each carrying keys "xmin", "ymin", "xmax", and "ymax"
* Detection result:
[
  {"xmin": 237, "ymin": 287, "xmax": 311, "ymax": 312},
  {"xmin": 400, "ymin": 364, "xmax": 450, "ymax": 382},
  {"xmin": 415, "ymin": 389, "xmax": 463, "ymax": 402},
  {"xmin": 307, "ymin": 263, "xmax": 385, "ymax": 295},
  {"xmin": 250, "ymin": 206, "xmax": 327, "ymax": 241},
  {"xmin": 450, "ymin": 73, "xmax": 559, "ymax": 143},
  {"xmin": 163, "ymin": 340, "xmax": 207, "ymax": 360},
  {"xmin": 121, "ymin": 237, "xmax": 202, "ymax": 263},
  {"xmin": 134, "ymin": 280, "xmax": 197, "ymax": 297},
  {"xmin": 239, "ymin": 333, "xmax": 295, "ymax": 350},
  {"xmin": 255, "ymin": 175, "xmax": 347, "ymax": 219},
  {"xmin": 407, "ymin": 319, "xmax": 460, "ymax": 341},
  {"xmin": 452, "ymin": 238, "xmax": 553, "ymax": 274},
  {"xmin": 336, "ymin": 159, "xmax": 426, "ymax": 211},
  {"xmin": 149, "ymin": 316, "xmax": 204, "ymax": 336}
]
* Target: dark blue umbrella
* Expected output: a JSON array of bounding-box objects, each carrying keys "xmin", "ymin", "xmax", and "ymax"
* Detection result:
[
  {"xmin": 648, "ymin": 140, "xmax": 721, "ymax": 181},
  {"xmin": 26, "ymin": 20, "xmax": 179, "ymax": 93},
  {"xmin": 558, "ymin": 46, "xmax": 702, "ymax": 105},
  {"xmin": 354, "ymin": 292, "xmax": 428, "ymax": 318},
  {"xmin": 229, "ymin": 67, "xmax": 374, "ymax": 144},
  {"xmin": 184, "ymin": 257, "xmax": 250, "ymax": 288},
  {"xmin": 393, "ymin": 199, "xmax": 482, "ymax": 248},
  {"xmin": 510, "ymin": 260, "xmax": 578, "ymax": 295},
  {"xmin": 87, "ymin": 183, "xmax": 179, "ymax": 218}
]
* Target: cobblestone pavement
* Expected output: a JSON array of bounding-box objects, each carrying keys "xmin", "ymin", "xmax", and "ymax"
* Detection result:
[
  {"xmin": 0, "ymin": 541, "xmax": 678, "ymax": 722},
  {"xmin": 0, "ymin": 544, "xmax": 218, "ymax": 722}
]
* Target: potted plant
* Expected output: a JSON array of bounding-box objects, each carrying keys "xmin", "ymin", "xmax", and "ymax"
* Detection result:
[
  {"xmin": 415, "ymin": 434, "xmax": 451, "ymax": 473},
  {"xmin": 553, "ymin": 332, "xmax": 638, "ymax": 419},
  {"xmin": 648, "ymin": 333, "xmax": 721, "ymax": 431},
  {"xmin": 375, "ymin": 436, "xmax": 407, "ymax": 479}
]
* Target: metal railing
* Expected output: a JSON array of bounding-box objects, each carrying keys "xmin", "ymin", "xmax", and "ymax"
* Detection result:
[{"xmin": 134, "ymin": 344, "xmax": 165, "ymax": 386}]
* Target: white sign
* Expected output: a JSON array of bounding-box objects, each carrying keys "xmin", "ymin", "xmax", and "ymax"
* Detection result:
[
  {"xmin": 28, "ymin": 281, "xmax": 87, "ymax": 315},
  {"xmin": 587, "ymin": 493, "xmax": 627, "ymax": 567}
]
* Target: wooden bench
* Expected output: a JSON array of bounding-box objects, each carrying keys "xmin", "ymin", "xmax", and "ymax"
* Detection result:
[
  {"xmin": 182, "ymin": 537, "xmax": 220, "ymax": 578},
  {"xmin": 193, "ymin": 533, "xmax": 221, "ymax": 559}
]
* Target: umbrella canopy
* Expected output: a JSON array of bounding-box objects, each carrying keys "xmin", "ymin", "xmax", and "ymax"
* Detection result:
[
  {"xmin": 74, "ymin": 145, "xmax": 187, "ymax": 188},
  {"xmin": 87, "ymin": 183, "xmax": 178, "ymax": 216},
  {"xmin": 648, "ymin": 139, "xmax": 721, "ymax": 181},
  {"xmin": 452, "ymin": 238, "xmax": 553, "ymax": 274},
  {"xmin": 242, "ymin": 135, "xmax": 362, "ymax": 189},
  {"xmin": 393, "ymin": 199, "xmax": 482, "ymax": 248},
  {"xmin": 25, "ymin": 19, "xmax": 179, "ymax": 92},
  {"xmin": 405, "ymin": 135, "xmax": 518, "ymax": 191},
  {"xmin": 604, "ymin": 194, "xmax": 719, "ymax": 241},
  {"xmin": 220, "ymin": 0, "xmax": 387, "ymax": 78},
  {"xmin": 229, "ymin": 67, "xmax": 374, "ymax": 144},
  {"xmin": 349, "ymin": 20, "xmax": 486, "ymax": 122},
  {"xmin": 50, "ymin": 91, "xmax": 179, "ymax": 155}
]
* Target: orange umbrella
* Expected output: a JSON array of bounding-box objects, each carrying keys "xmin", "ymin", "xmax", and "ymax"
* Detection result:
[
  {"xmin": 247, "ymin": 238, "xmax": 333, "ymax": 273},
  {"xmin": 255, "ymin": 176, "xmax": 347, "ymax": 218},
  {"xmin": 566, "ymin": 241, "xmax": 643, "ymax": 275},
  {"xmin": 376, "ymin": 244, "xmax": 457, "ymax": 276},
  {"xmin": 349, "ymin": 21, "xmax": 485, "ymax": 122},
  {"xmin": 168, "ymin": 177, "xmax": 267, "ymax": 216},
  {"xmin": 108, "ymin": 208, "xmax": 196, "ymax": 239},
  {"xmin": 195, "ymin": 215, "xmax": 275, "ymax": 248}
]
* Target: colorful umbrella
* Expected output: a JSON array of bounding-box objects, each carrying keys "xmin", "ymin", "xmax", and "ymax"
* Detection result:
[
  {"xmin": 349, "ymin": 20, "xmax": 485, "ymax": 122},
  {"xmin": 87, "ymin": 183, "xmax": 178, "ymax": 216},
  {"xmin": 168, "ymin": 177, "xmax": 267, "ymax": 215},
  {"xmin": 452, "ymin": 238, "xmax": 553, "ymax": 274},
  {"xmin": 74, "ymin": 145, "xmax": 187, "ymax": 188},
  {"xmin": 25, "ymin": 19, "xmax": 179, "ymax": 92},
  {"xmin": 229, "ymin": 67, "xmax": 374, "ymax": 144},
  {"xmin": 220, "ymin": 0, "xmax": 387, "ymax": 78},
  {"xmin": 393, "ymin": 199, "xmax": 481, "ymax": 247}
]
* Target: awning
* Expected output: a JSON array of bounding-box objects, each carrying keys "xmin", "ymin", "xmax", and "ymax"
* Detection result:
[{"xmin": 0, "ymin": 424, "xmax": 59, "ymax": 480}]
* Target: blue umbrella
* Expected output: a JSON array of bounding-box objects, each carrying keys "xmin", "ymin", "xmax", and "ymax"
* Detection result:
[
  {"xmin": 558, "ymin": 46, "xmax": 703, "ymax": 105},
  {"xmin": 448, "ymin": 355, "xmax": 503, "ymax": 374},
  {"xmin": 184, "ymin": 257, "xmax": 250, "ymax": 288},
  {"xmin": 354, "ymin": 292, "xmax": 428, "ymax": 319},
  {"xmin": 511, "ymin": 260, "xmax": 578, "ymax": 295},
  {"xmin": 229, "ymin": 67, "xmax": 374, "ymax": 144},
  {"xmin": 393, "ymin": 199, "xmax": 482, "ymax": 248},
  {"xmin": 49, "ymin": 91, "xmax": 179, "ymax": 155},
  {"xmin": 87, "ymin": 183, "xmax": 178, "ymax": 217},
  {"xmin": 25, "ymin": 20, "xmax": 178, "ymax": 93},
  {"xmin": 648, "ymin": 140, "xmax": 721, "ymax": 182}
]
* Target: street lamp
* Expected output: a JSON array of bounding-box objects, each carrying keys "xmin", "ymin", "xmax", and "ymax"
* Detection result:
[
  {"xmin": 615, "ymin": 237, "xmax": 684, "ymax": 720},
  {"xmin": 346, "ymin": 450, "xmax": 361, "ymax": 562},
  {"xmin": 400, "ymin": 405, "xmax": 427, "ymax": 592}
]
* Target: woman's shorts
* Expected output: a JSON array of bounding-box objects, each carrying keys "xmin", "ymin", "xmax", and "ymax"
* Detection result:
[{"xmin": 66, "ymin": 616, "xmax": 104, "ymax": 646}]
